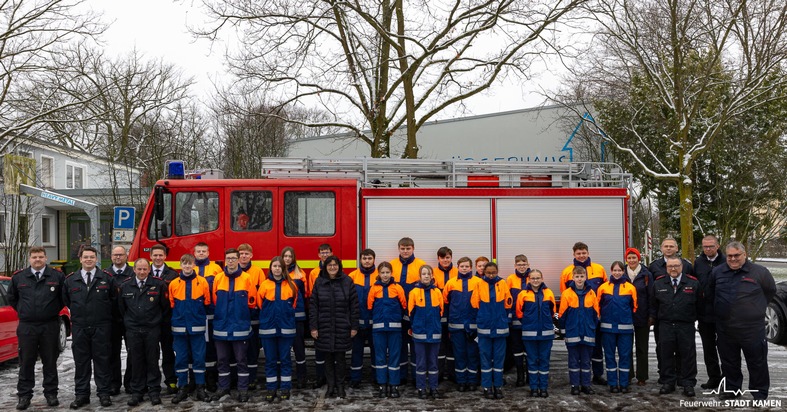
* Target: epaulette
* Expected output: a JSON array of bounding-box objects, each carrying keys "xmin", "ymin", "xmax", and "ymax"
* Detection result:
[
  {"xmin": 12, "ymin": 268, "xmax": 24, "ymax": 276},
  {"xmin": 65, "ymin": 272, "xmax": 78, "ymax": 279},
  {"xmin": 654, "ymin": 274, "xmax": 667, "ymax": 280},
  {"xmin": 685, "ymin": 275, "xmax": 698, "ymax": 281},
  {"xmin": 120, "ymin": 276, "xmax": 134, "ymax": 283}
]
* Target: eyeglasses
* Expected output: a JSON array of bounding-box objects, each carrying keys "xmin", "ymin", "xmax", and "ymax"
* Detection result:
[
  {"xmin": 702, "ymin": 245, "xmax": 717, "ymax": 249},
  {"xmin": 666, "ymin": 264, "xmax": 682, "ymax": 268},
  {"xmin": 727, "ymin": 253, "xmax": 743, "ymax": 259}
]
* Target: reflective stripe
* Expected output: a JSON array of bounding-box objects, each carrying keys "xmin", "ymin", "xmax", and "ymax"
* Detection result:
[
  {"xmin": 296, "ymin": 360, "xmax": 306, "ymax": 365},
  {"xmin": 267, "ymin": 377, "xmax": 277, "ymax": 382},
  {"xmin": 250, "ymin": 320, "xmax": 260, "ymax": 325},
  {"xmin": 585, "ymin": 338, "xmax": 596, "ymax": 344},
  {"xmin": 281, "ymin": 376, "xmax": 291, "ymax": 382},
  {"xmin": 618, "ymin": 324, "xmax": 634, "ymax": 330},
  {"xmin": 606, "ymin": 368, "xmax": 618, "ymax": 372},
  {"xmin": 230, "ymin": 363, "xmax": 237, "ymax": 367},
  {"xmin": 542, "ymin": 329, "xmax": 554, "ymax": 336},
  {"xmin": 373, "ymin": 365, "xmax": 386, "ymax": 369},
  {"xmin": 477, "ymin": 328, "xmax": 491, "ymax": 334},
  {"xmin": 402, "ymin": 315, "xmax": 410, "ymax": 321},
  {"xmin": 455, "ymin": 368, "xmax": 468, "ymax": 373},
  {"xmin": 538, "ymin": 371, "xmax": 549, "ymax": 375},
  {"xmin": 580, "ymin": 369, "xmax": 591, "ymax": 372},
  {"xmin": 591, "ymin": 356, "xmax": 602, "ymax": 361},
  {"xmin": 619, "ymin": 368, "xmax": 630, "ymax": 372},
  {"xmin": 359, "ymin": 319, "xmax": 371, "ymax": 325},
  {"xmin": 512, "ymin": 320, "xmax": 522, "ymax": 326},
  {"xmin": 193, "ymin": 369, "xmax": 205, "ymax": 373},
  {"xmin": 248, "ymin": 364, "xmax": 257, "ymax": 368},
  {"xmin": 214, "ymin": 331, "xmax": 228, "ymax": 337},
  {"xmin": 412, "ymin": 333, "xmax": 427, "ymax": 340},
  {"xmin": 192, "ymin": 326, "xmax": 206, "ymax": 332},
  {"xmin": 233, "ymin": 329, "xmax": 251, "ymax": 337},
  {"xmin": 469, "ymin": 324, "xmax": 477, "ymax": 330},
  {"xmin": 560, "ymin": 329, "xmax": 566, "ymax": 334},
  {"xmin": 528, "ymin": 370, "xmax": 538, "ymax": 374},
  {"xmin": 431, "ymin": 334, "xmax": 441, "ymax": 340},
  {"xmin": 176, "ymin": 368, "xmax": 189, "ymax": 373},
  {"xmin": 238, "ymin": 373, "xmax": 249, "ymax": 377},
  {"xmin": 260, "ymin": 329, "xmax": 276, "ymax": 335},
  {"xmin": 513, "ymin": 352, "xmax": 524, "ymax": 357},
  {"xmin": 492, "ymin": 368, "xmax": 503, "ymax": 372},
  {"xmin": 295, "ymin": 312, "xmax": 306, "ymax": 317},
  {"xmin": 481, "ymin": 368, "xmax": 492, "ymax": 373},
  {"xmin": 448, "ymin": 323, "xmax": 464, "ymax": 329},
  {"xmin": 496, "ymin": 328, "xmax": 509, "ymax": 335},
  {"xmin": 281, "ymin": 328, "xmax": 296, "ymax": 335},
  {"xmin": 521, "ymin": 331, "xmax": 538, "ymax": 337},
  {"xmin": 373, "ymin": 323, "xmax": 384, "ymax": 329},
  {"xmin": 219, "ymin": 372, "xmax": 231, "ymax": 377},
  {"xmin": 205, "ymin": 362, "xmax": 216, "ymax": 367},
  {"xmin": 351, "ymin": 366, "xmax": 362, "ymax": 371},
  {"xmin": 389, "ymin": 366, "xmax": 400, "ymax": 371},
  {"xmin": 172, "ymin": 327, "xmax": 187, "ymax": 333},
  {"xmin": 568, "ymin": 368, "xmax": 580, "ymax": 372},
  {"xmin": 446, "ymin": 357, "xmax": 454, "ymax": 361},
  {"xmin": 416, "ymin": 371, "xmax": 427, "ymax": 375},
  {"xmin": 207, "ymin": 315, "xmax": 214, "ymax": 320},
  {"xmin": 315, "ymin": 360, "xmax": 325, "ymax": 365},
  {"xmin": 440, "ymin": 317, "xmax": 447, "ymax": 323},
  {"xmin": 565, "ymin": 337, "xmax": 580, "ymax": 343},
  {"xmin": 600, "ymin": 322, "xmax": 613, "ymax": 329},
  {"xmin": 467, "ymin": 369, "xmax": 477, "ymax": 373}
]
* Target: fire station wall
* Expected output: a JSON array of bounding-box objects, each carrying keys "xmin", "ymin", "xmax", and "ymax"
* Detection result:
[
  {"xmin": 364, "ymin": 198, "xmax": 492, "ymax": 265},
  {"xmin": 496, "ymin": 198, "xmax": 626, "ymax": 297}
]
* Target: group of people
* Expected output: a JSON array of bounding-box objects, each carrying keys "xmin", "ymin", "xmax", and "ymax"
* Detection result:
[{"xmin": 5, "ymin": 234, "xmax": 776, "ymax": 410}]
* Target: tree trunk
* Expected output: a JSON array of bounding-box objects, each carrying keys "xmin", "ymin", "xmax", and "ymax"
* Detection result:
[{"xmin": 678, "ymin": 173, "xmax": 695, "ymax": 259}]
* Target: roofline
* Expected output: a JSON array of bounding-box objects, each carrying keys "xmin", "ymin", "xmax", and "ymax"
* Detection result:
[
  {"xmin": 6, "ymin": 135, "xmax": 141, "ymax": 172},
  {"xmin": 155, "ymin": 178, "xmax": 359, "ymax": 187},
  {"xmin": 291, "ymin": 103, "xmax": 577, "ymax": 143}
]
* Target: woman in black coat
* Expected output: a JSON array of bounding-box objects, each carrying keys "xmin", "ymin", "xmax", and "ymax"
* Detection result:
[
  {"xmin": 625, "ymin": 247, "xmax": 654, "ymax": 386},
  {"xmin": 309, "ymin": 256, "xmax": 359, "ymax": 398}
]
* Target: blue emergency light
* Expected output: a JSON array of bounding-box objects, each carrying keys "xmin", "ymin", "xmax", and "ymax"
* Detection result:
[{"xmin": 166, "ymin": 160, "xmax": 185, "ymax": 179}]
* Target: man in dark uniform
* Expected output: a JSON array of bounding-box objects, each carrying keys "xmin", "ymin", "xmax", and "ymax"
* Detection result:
[
  {"xmin": 104, "ymin": 245, "xmax": 134, "ymax": 395},
  {"xmin": 650, "ymin": 256, "xmax": 700, "ymax": 397},
  {"xmin": 693, "ymin": 234, "xmax": 725, "ymax": 389},
  {"xmin": 62, "ymin": 246, "xmax": 116, "ymax": 409},
  {"xmin": 119, "ymin": 258, "xmax": 170, "ymax": 406},
  {"xmin": 149, "ymin": 244, "xmax": 179, "ymax": 394},
  {"xmin": 8, "ymin": 246, "xmax": 65, "ymax": 410},
  {"xmin": 709, "ymin": 241, "xmax": 776, "ymax": 400}
]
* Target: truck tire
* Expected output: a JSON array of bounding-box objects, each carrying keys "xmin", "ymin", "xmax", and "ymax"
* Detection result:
[{"xmin": 58, "ymin": 317, "xmax": 68, "ymax": 353}]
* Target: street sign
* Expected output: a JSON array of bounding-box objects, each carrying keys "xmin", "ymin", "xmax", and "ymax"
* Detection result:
[
  {"xmin": 113, "ymin": 230, "xmax": 134, "ymax": 242},
  {"xmin": 113, "ymin": 206, "xmax": 136, "ymax": 229}
]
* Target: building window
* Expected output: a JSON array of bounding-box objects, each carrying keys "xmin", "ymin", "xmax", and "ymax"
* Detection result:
[
  {"xmin": 283, "ymin": 191, "xmax": 336, "ymax": 237},
  {"xmin": 66, "ymin": 163, "xmax": 84, "ymax": 189},
  {"xmin": 41, "ymin": 215, "xmax": 54, "ymax": 245},
  {"xmin": 40, "ymin": 156, "xmax": 54, "ymax": 188}
]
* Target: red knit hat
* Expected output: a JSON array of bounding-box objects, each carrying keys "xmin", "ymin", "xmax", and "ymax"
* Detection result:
[{"xmin": 625, "ymin": 247, "xmax": 641, "ymax": 260}]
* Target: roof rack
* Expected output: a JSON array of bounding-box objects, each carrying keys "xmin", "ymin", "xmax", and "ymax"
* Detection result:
[{"xmin": 260, "ymin": 157, "xmax": 631, "ymax": 189}]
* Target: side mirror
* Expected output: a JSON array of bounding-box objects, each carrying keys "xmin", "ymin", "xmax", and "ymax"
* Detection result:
[{"xmin": 154, "ymin": 186, "xmax": 165, "ymax": 221}]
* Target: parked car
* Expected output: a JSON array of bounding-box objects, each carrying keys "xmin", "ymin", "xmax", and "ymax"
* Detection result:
[
  {"xmin": 0, "ymin": 276, "xmax": 72, "ymax": 362},
  {"xmin": 766, "ymin": 280, "xmax": 787, "ymax": 345}
]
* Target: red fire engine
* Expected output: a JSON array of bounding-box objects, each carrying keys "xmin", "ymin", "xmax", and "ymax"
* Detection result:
[{"xmin": 128, "ymin": 158, "xmax": 631, "ymax": 296}]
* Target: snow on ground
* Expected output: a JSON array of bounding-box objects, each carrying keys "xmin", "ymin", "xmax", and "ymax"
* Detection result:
[{"xmin": 1, "ymin": 333, "xmax": 785, "ymax": 411}]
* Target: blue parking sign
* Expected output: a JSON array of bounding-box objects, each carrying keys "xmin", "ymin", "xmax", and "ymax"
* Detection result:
[{"xmin": 113, "ymin": 206, "xmax": 136, "ymax": 230}]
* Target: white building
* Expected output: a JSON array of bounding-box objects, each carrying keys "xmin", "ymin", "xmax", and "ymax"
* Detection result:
[
  {"xmin": 0, "ymin": 137, "xmax": 143, "ymax": 272},
  {"xmin": 287, "ymin": 105, "xmax": 603, "ymax": 162}
]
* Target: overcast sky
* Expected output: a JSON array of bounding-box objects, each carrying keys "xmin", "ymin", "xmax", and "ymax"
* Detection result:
[{"xmin": 86, "ymin": 0, "xmax": 551, "ymax": 116}]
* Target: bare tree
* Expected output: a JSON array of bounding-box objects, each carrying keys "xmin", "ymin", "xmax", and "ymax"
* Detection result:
[
  {"xmin": 0, "ymin": 0, "xmax": 104, "ymax": 152},
  {"xmin": 192, "ymin": 0, "xmax": 586, "ymax": 158},
  {"xmin": 558, "ymin": 0, "xmax": 787, "ymax": 256}
]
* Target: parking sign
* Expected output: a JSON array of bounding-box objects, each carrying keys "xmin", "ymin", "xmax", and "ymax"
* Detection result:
[{"xmin": 113, "ymin": 206, "xmax": 136, "ymax": 230}]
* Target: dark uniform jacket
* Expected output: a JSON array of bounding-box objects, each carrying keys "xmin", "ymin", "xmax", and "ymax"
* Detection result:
[
  {"xmin": 709, "ymin": 260, "xmax": 776, "ymax": 332},
  {"xmin": 648, "ymin": 257, "xmax": 694, "ymax": 278},
  {"xmin": 63, "ymin": 269, "xmax": 116, "ymax": 327},
  {"xmin": 151, "ymin": 265, "xmax": 178, "ymax": 283},
  {"xmin": 650, "ymin": 274, "xmax": 701, "ymax": 323},
  {"xmin": 309, "ymin": 272, "xmax": 359, "ymax": 352},
  {"xmin": 8, "ymin": 266, "xmax": 64, "ymax": 323},
  {"xmin": 118, "ymin": 276, "xmax": 169, "ymax": 330},
  {"xmin": 693, "ymin": 253, "xmax": 726, "ymax": 322},
  {"xmin": 105, "ymin": 265, "xmax": 134, "ymax": 283}
]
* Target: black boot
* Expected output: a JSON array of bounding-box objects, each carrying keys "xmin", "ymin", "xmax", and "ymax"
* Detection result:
[
  {"xmin": 205, "ymin": 371, "xmax": 218, "ymax": 393},
  {"xmin": 494, "ymin": 387, "xmax": 504, "ymax": 399},
  {"xmin": 172, "ymin": 388, "xmax": 189, "ymax": 404},
  {"xmin": 375, "ymin": 385, "xmax": 386, "ymax": 398},
  {"xmin": 337, "ymin": 384, "xmax": 346, "ymax": 399},
  {"xmin": 389, "ymin": 386, "xmax": 400, "ymax": 398},
  {"xmin": 516, "ymin": 365, "xmax": 526, "ymax": 387},
  {"xmin": 195, "ymin": 385, "xmax": 210, "ymax": 402}
]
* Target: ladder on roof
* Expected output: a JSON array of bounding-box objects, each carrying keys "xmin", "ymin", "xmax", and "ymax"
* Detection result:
[{"xmin": 260, "ymin": 158, "xmax": 631, "ymax": 189}]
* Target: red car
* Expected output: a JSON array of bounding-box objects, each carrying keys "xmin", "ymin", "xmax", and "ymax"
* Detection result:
[{"xmin": 0, "ymin": 276, "xmax": 72, "ymax": 362}]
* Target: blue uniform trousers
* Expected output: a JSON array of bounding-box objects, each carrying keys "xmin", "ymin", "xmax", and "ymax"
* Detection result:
[
  {"xmin": 261, "ymin": 336, "xmax": 294, "ymax": 391},
  {"xmin": 174, "ymin": 333, "xmax": 206, "ymax": 387},
  {"xmin": 438, "ymin": 323, "xmax": 454, "ymax": 379},
  {"xmin": 247, "ymin": 323, "xmax": 260, "ymax": 384},
  {"xmin": 400, "ymin": 321, "xmax": 415, "ymax": 382},
  {"xmin": 215, "ymin": 340, "xmax": 248, "ymax": 391},
  {"xmin": 351, "ymin": 327, "xmax": 375, "ymax": 383},
  {"xmin": 294, "ymin": 321, "xmax": 307, "ymax": 382},
  {"xmin": 523, "ymin": 339, "xmax": 552, "ymax": 390},
  {"xmin": 567, "ymin": 344, "xmax": 593, "ymax": 387},
  {"xmin": 450, "ymin": 330, "xmax": 479, "ymax": 385},
  {"xmin": 508, "ymin": 327, "xmax": 525, "ymax": 367},
  {"xmin": 603, "ymin": 332, "xmax": 633, "ymax": 387},
  {"xmin": 592, "ymin": 326, "xmax": 604, "ymax": 378},
  {"xmin": 478, "ymin": 336, "xmax": 506, "ymax": 389},
  {"xmin": 414, "ymin": 342, "xmax": 440, "ymax": 390},
  {"xmin": 372, "ymin": 331, "xmax": 402, "ymax": 385}
]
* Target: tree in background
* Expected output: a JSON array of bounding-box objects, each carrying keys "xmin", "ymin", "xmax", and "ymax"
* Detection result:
[
  {"xmin": 559, "ymin": 0, "xmax": 787, "ymax": 257},
  {"xmin": 194, "ymin": 0, "xmax": 586, "ymax": 158},
  {"xmin": 0, "ymin": 0, "xmax": 104, "ymax": 152}
]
